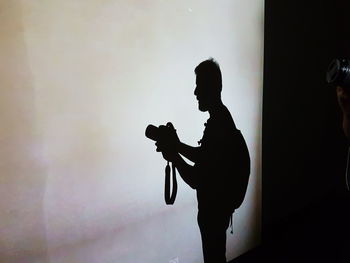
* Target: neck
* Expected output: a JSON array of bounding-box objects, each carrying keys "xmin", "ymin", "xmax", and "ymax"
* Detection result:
[{"xmin": 208, "ymin": 99, "xmax": 225, "ymax": 118}]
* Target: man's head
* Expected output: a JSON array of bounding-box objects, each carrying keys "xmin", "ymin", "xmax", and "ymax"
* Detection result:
[{"xmin": 194, "ymin": 58, "xmax": 222, "ymax": 112}]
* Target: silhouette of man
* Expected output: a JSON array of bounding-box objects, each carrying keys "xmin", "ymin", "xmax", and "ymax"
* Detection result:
[{"xmin": 156, "ymin": 58, "xmax": 250, "ymax": 263}]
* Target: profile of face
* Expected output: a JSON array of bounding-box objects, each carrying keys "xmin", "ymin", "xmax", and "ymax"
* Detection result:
[{"xmin": 194, "ymin": 74, "xmax": 219, "ymax": 112}]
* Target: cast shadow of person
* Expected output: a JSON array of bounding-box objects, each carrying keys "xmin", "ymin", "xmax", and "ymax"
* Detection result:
[{"xmin": 150, "ymin": 58, "xmax": 250, "ymax": 263}]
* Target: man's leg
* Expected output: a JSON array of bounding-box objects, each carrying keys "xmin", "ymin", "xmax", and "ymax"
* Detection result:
[{"xmin": 197, "ymin": 209, "xmax": 231, "ymax": 263}]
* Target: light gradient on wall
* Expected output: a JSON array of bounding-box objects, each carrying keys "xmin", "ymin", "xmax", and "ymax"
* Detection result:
[{"xmin": 0, "ymin": 1, "xmax": 263, "ymax": 262}]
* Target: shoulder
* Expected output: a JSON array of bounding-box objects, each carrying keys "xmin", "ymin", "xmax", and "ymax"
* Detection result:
[{"xmin": 210, "ymin": 106, "xmax": 237, "ymax": 132}]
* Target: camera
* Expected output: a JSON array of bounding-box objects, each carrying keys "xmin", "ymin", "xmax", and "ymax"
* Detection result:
[
  {"xmin": 146, "ymin": 122, "xmax": 178, "ymax": 205},
  {"xmin": 326, "ymin": 58, "xmax": 350, "ymax": 88},
  {"xmin": 145, "ymin": 122, "xmax": 176, "ymax": 143}
]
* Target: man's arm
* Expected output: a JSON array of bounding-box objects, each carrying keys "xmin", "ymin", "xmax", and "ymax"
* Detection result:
[
  {"xmin": 177, "ymin": 142, "xmax": 201, "ymax": 163},
  {"xmin": 162, "ymin": 151, "xmax": 198, "ymax": 189},
  {"xmin": 154, "ymin": 124, "xmax": 201, "ymax": 163}
]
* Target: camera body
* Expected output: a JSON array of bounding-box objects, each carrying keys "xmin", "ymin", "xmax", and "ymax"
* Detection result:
[
  {"xmin": 326, "ymin": 58, "xmax": 350, "ymax": 89},
  {"xmin": 145, "ymin": 122, "xmax": 176, "ymax": 143}
]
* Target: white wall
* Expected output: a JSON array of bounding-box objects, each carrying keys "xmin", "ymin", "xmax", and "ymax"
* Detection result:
[{"xmin": 0, "ymin": 1, "xmax": 263, "ymax": 262}]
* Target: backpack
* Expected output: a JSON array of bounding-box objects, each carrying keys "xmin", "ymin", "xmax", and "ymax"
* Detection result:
[
  {"xmin": 195, "ymin": 125, "xmax": 250, "ymax": 213},
  {"xmin": 228, "ymin": 129, "xmax": 250, "ymax": 210}
]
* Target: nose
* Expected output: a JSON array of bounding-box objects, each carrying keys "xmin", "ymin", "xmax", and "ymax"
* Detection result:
[{"xmin": 194, "ymin": 86, "xmax": 198, "ymax": 96}]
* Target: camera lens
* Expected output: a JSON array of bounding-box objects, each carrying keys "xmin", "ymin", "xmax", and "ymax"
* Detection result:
[
  {"xmin": 145, "ymin": 125, "xmax": 159, "ymax": 141},
  {"xmin": 326, "ymin": 59, "xmax": 350, "ymax": 88}
]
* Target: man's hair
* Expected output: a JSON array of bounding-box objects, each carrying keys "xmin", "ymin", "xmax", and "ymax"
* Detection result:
[{"xmin": 194, "ymin": 58, "xmax": 222, "ymax": 93}]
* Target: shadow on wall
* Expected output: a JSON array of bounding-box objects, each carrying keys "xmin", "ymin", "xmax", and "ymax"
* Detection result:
[
  {"xmin": 0, "ymin": 2, "xmax": 49, "ymax": 262},
  {"xmin": 146, "ymin": 59, "xmax": 251, "ymax": 263}
]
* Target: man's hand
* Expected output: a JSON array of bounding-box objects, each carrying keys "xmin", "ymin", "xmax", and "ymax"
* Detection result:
[
  {"xmin": 155, "ymin": 123, "xmax": 180, "ymax": 162},
  {"xmin": 155, "ymin": 139, "xmax": 178, "ymax": 162},
  {"xmin": 337, "ymin": 86, "xmax": 350, "ymax": 138},
  {"xmin": 337, "ymin": 86, "xmax": 350, "ymax": 114},
  {"xmin": 155, "ymin": 123, "xmax": 180, "ymax": 151},
  {"xmin": 160, "ymin": 148, "xmax": 178, "ymax": 162},
  {"xmin": 164, "ymin": 122, "xmax": 180, "ymax": 150},
  {"xmin": 155, "ymin": 139, "xmax": 178, "ymax": 161}
]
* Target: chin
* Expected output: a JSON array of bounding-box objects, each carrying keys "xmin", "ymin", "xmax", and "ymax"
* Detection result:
[
  {"xmin": 198, "ymin": 105, "xmax": 208, "ymax": 112},
  {"xmin": 197, "ymin": 101, "xmax": 208, "ymax": 112}
]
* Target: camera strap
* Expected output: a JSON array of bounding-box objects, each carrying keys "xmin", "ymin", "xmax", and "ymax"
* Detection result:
[
  {"xmin": 165, "ymin": 161, "xmax": 177, "ymax": 205},
  {"xmin": 345, "ymin": 146, "xmax": 350, "ymax": 191}
]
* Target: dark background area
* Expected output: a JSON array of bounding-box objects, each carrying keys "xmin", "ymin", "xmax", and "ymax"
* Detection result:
[
  {"xmin": 231, "ymin": 0, "xmax": 350, "ymax": 262},
  {"xmin": 263, "ymin": 0, "xmax": 350, "ymax": 225}
]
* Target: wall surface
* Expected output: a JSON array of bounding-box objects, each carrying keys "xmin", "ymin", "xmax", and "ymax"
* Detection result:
[{"xmin": 0, "ymin": 1, "xmax": 263, "ymax": 262}]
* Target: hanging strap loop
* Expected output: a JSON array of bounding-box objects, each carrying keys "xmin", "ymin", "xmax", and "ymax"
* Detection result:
[{"xmin": 165, "ymin": 161, "xmax": 177, "ymax": 205}]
